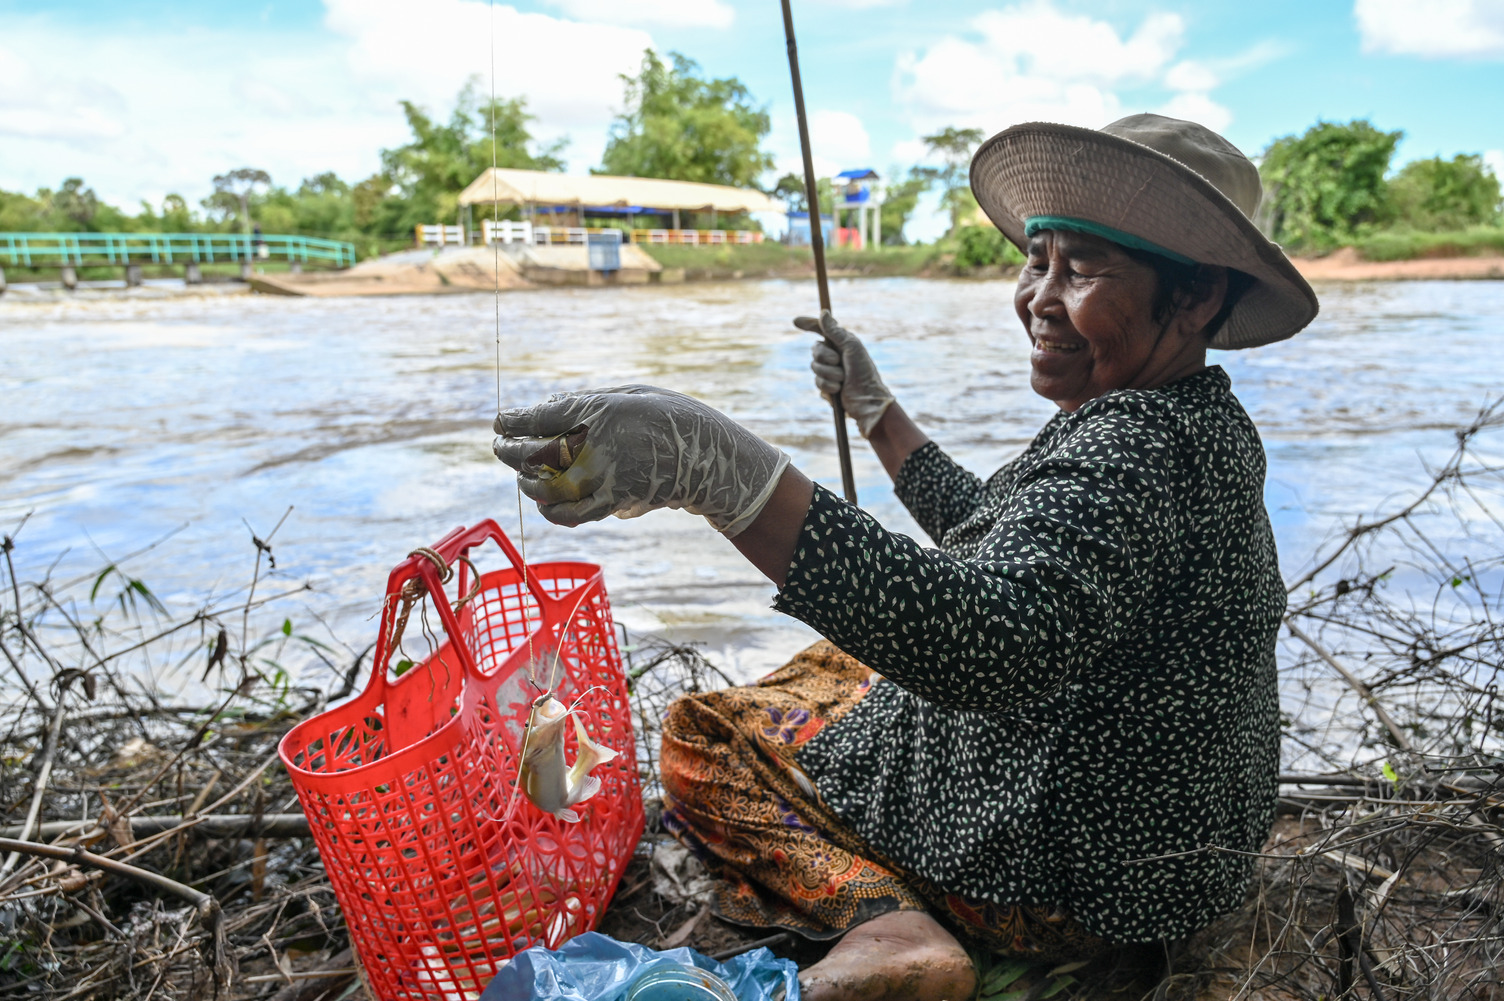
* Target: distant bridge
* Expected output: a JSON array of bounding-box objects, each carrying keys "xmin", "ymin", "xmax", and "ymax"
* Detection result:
[{"xmin": 0, "ymin": 232, "xmax": 357, "ymax": 290}]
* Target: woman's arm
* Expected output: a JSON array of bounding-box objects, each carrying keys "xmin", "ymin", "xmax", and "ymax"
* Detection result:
[
  {"xmin": 865, "ymin": 402, "xmax": 930, "ymax": 480},
  {"xmin": 773, "ymin": 404, "xmax": 1184, "ymax": 717}
]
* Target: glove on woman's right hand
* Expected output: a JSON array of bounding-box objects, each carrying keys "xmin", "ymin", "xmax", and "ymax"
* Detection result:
[
  {"xmin": 795, "ymin": 310, "xmax": 895, "ymax": 438},
  {"xmin": 492, "ymin": 385, "xmax": 789, "ymax": 538}
]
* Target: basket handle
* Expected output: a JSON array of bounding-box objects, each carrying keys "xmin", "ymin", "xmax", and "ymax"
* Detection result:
[{"xmin": 367, "ymin": 519, "xmax": 557, "ymax": 695}]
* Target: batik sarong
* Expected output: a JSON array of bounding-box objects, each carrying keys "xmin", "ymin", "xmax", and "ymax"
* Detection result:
[{"xmin": 659, "ymin": 641, "xmax": 1103, "ymax": 962}]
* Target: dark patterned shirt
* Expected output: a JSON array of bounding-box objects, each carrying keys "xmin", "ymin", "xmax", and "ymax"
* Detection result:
[{"xmin": 773, "ymin": 366, "xmax": 1283, "ymax": 943}]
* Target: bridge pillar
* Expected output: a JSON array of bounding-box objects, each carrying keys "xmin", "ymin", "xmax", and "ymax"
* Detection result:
[
  {"xmin": 125, "ymin": 264, "xmax": 142, "ymax": 287},
  {"xmin": 185, "ymin": 262, "xmax": 202, "ymax": 285},
  {"xmin": 289, "ymin": 262, "xmax": 303, "ymax": 274},
  {"xmin": 60, "ymin": 265, "xmax": 78, "ymax": 290},
  {"xmin": 239, "ymin": 261, "xmax": 252, "ymax": 281}
]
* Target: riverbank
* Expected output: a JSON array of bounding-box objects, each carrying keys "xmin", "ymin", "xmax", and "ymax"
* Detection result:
[
  {"xmin": 5, "ymin": 240, "xmax": 1501, "ymax": 301},
  {"xmin": 1292, "ymin": 245, "xmax": 1504, "ymax": 281}
]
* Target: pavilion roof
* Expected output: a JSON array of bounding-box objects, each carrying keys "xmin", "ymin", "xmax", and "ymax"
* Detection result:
[{"xmin": 457, "ymin": 168, "xmax": 784, "ymax": 214}]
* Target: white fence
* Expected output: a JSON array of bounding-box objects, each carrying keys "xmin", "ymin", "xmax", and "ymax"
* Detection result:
[
  {"xmin": 481, "ymin": 220, "xmax": 534, "ymax": 245},
  {"xmin": 530, "ymin": 227, "xmax": 589, "ymax": 246},
  {"xmin": 415, "ymin": 224, "xmax": 464, "ymax": 247}
]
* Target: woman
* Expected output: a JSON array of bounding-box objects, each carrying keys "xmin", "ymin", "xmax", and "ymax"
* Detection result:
[{"xmin": 494, "ymin": 114, "xmax": 1318, "ymax": 1000}]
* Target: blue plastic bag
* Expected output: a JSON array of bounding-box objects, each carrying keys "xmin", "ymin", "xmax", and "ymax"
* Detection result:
[{"xmin": 479, "ymin": 931, "xmax": 800, "ymax": 1001}]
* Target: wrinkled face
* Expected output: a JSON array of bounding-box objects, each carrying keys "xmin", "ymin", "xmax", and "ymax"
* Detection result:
[{"xmin": 1013, "ymin": 228, "xmax": 1206, "ymax": 412}]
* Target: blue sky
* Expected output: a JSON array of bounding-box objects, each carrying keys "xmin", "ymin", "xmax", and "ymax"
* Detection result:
[{"xmin": 2, "ymin": 0, "xmax": 1501, "ymax": 240}]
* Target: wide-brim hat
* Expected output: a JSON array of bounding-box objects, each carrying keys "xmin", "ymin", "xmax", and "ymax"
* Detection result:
[{"xmin": 970, "ymin": 113, "xmax": 1318, "ymax": 349}]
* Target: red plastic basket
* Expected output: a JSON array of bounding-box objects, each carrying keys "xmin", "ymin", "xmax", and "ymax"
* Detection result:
[{"xmin": 278, "ymin": 520, "xmax": 644, "ymax": 1001}]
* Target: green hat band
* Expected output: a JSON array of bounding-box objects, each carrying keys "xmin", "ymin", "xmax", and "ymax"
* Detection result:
[{"xmin": 1023, "ymin": 215, "xmax": 1197, "ymax": 266}]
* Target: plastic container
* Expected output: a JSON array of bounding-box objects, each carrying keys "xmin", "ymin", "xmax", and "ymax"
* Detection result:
[
  {"xmin": 625, "ymin": 962, "xmax": 741, "ymax": 1001},
  {"xmin": 279, "ymin": 520, "xmax": 644, "ymax": 1001}
]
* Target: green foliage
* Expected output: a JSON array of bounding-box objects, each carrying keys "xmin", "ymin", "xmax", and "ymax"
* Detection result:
[
  {"xmin": 202, "ymin": 167, "xmax": 271, "ymax": 232},
  {"xmin": 879, "ymin": 167, "xmax": 935, "ymax": 245},
  {"xmin": 972, "ymin": 953, "xmax": 1085, "ymax": 1000},
  {"xmin": 923, "ymin": 126, "xmax": 984, "ymax": 233},
  {"xmin": 952, "ymin": 224, "xmax": 1022, "ymax": 269},
  {"xmin": 1389, "ymin": 154, "xmax": 1502, "ymax": 231},
  {"xmin": 1258, "ymin": 119, "xmax": 1402, "ymax": 251},
  {"xmin": 0, "ymin": 178, "xmax": 138, "ymax": 233},
  {"xmin": 600, "ymin": 50, "xmax": 774, "ymax": 188},
  {"xmin": 1353, "ymin": 224, "xmax": 1504, "ymax": 261},
  {"xmin": 773, "ymin": 172, "xmax": 807, "ymax": 212},
  {"xmin": 374, "ymin": 80, "xmax": 565, "ymax": 235}
]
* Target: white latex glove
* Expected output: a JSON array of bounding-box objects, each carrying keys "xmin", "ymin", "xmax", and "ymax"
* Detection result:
[
  {"xmin": 796, "ymin": 310, "xmax": 895, "ymax": 438},
  {"xmin": 492, "ymin": 385, "xmax": 790, "ymax": 538}
]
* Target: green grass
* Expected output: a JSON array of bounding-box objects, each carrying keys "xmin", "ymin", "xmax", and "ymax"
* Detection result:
[{"xmin": 1352, "ymin": 225, "xmax": 1504, "ymax": 262}]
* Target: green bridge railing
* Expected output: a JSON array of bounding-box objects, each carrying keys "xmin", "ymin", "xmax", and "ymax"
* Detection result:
[{"xmin": 0, "ymin": 232, "xmax": 357, "ymax": 269}]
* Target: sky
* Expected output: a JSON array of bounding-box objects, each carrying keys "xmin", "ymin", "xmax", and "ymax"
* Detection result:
[{"xmin": 2, "ymin": 0, "xmax": 1503, "ymax": 241}]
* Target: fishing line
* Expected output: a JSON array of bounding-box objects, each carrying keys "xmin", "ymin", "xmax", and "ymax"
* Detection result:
[
  {"xmin": 486, "ymin": 0, "xmax": 551, "ymax": 824},
  {"xmin": 485, "ymin": 0, "xmax": 539, "ymax": 676}
]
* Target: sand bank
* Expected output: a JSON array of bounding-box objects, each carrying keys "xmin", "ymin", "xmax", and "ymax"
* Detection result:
[
  {"xmin": 1293, "ymin": 247, "xmax": 1504, "ymax": 282},
  {"xmin": 248, "ymin": 244, "xmax": 665, "ymax": 297}
]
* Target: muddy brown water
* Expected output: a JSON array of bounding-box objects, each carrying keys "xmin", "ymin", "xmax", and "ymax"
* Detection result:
[{"xmin": 3, "ymin": 277, "xmax": 1502, "ymax": 702}]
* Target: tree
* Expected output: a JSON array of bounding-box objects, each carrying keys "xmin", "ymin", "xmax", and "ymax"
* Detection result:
[
  {"xmin": 923, "ymin": 127, "xmax": 984, "ymax": 233},
  {"xmin": 1389, "ymin": 154, "xmax": 1502, "ymax": 231},
  {"xmin": 159, "ymin": 194, "xmax": 194, "ymax": 231},
  {"xmin": 600, "ymin": 50, "xmax": 774, "ymax": 188},
  {"xmin": 376, "ymin": 82, "xmax": 565, "ymax": 234},
  {"xmin": 204, "ymin": 168, "xmax": 272, "ymax": 234},
  {"xmin": 1258, "ymin": 120, "xmax": 1402, "ymax": 251},
  {"xmin": 774, "ymin": 173, "xmax": 807, "ymax": 212},
  {"xmin": 52, "ymin": 178, "xmax": 99, "ymax": 228},
  {"xmin": 879, "ymin": 167, "xmax": 936, "ymax": 245}
]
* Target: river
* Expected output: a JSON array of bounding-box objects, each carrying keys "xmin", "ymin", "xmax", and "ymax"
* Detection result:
[{"xmin": 3, "ymin": 277, "xmax": 1502, "ymax": 694}]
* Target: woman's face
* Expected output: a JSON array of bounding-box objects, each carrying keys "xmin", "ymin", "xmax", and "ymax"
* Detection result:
[{"xmin": 1013, "ymin": 228, "xmax": 1217, "ymax": 411}]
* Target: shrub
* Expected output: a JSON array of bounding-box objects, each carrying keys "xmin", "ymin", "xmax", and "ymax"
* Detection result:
[
  {"xmin": 1259, "ymin": 120, "xmax": 1401, "ymax": 252},
  {"xmin": 1389, "ymin": 154, "xmax": 1502, "ymax": 232},
  {"xmin": 953, "ymin": 224, "xmax": 1022, "ymax": 269}
]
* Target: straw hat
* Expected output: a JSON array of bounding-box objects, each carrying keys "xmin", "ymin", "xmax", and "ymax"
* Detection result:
[{"xmin": 970, "ymin": 113, "xmax": 1318, "ymax": 349}]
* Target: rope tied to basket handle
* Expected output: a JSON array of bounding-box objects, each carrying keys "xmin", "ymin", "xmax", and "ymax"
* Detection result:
[{"xmin": 381, "ymin": 546, "xmax": 484, "ymax": 673}]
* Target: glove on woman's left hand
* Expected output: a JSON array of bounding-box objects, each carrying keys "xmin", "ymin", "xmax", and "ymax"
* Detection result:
[{"xmin": 492, "ymin": 386, "xmax": 790, "ymax": 537}]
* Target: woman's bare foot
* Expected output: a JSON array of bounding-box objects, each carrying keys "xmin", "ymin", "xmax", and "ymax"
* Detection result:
[{"xmin": 798, "ymin": 910, "xmax": 977, "ymax": 1001}]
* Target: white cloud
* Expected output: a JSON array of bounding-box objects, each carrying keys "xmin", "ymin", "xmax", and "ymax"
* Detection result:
[
  {"xmin": 1485, "ymin": 150, "xmax": 1504, "ymax": 181},
  {"xmin": 968, "ymin": 3, "xmax": 1183, "ymax": 85},
  {"xmin": 1157, "ymin": 92, "xmax": 1232, "ymax": 134},
  {"xmin": 0, "ymin": 41, "xmax": 129, "ymax": 143},
  {"xmin": 892, "ymin": 1, "xmax": 1230, "ymax": 142},
  {"xmin": 1164, "ymin": 60, "xmax": 1218, "ymax": 93},
  {"xmin": 806, "ymin": 0, "xmax": 908, "ymax": 7},
  {"xmin": 769, "ymin": 108, "xmax": 874, "ymax": 181},
  {"xmin": 1355, "ymin": 0, "xmax": 1504, "ymax": 58},
  {"xmin": 545, "ymin": 0, "xmax": 734, "ymax": 29},
  {"xmin": 809, "ymin": 110, "xmax": 872, "ymax": 167},
  {"xmin": 0, "ymin": 2, "xmax": 654, "ymax": 209},
  {"xmin": 323, "ymin": 0, "xmax": 651, "ymax": 133}
]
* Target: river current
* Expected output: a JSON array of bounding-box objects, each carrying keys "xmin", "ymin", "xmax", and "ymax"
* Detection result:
[{"xmin": 3, "ymin": 277, "xmax": 1502, "ymax": 692}]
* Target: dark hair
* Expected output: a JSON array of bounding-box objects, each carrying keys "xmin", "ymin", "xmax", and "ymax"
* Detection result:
[{"xmin": 1122, "ymin": 246, "xmax": 1253, "ymax": 341}]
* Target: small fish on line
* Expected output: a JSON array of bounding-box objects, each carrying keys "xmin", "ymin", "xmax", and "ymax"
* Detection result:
[
  {"xmin": 521, "ymin": 424, "xmax": 590, "ymax": 477},
  {"xmin": 518, "ymin": 694, "xmax": 617, "ymax": 823}
]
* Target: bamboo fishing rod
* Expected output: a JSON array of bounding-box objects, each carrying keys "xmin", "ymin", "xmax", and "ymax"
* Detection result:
[{"xmin": 781, "ymin": 0, "xmax": 859, "ymax": 505}]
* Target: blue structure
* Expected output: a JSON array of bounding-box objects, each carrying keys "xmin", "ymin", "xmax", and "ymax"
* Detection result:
[
  {"xmin": 832, "ymin": 169, "xmax": 883, "ymax": 248},
  {"xmin": 836, "ymin": 168, "xmax": 879, "ymax": 205},
  {"xmin": 784, "ymin": 211, "xmax": 835, "ymax": 247}
]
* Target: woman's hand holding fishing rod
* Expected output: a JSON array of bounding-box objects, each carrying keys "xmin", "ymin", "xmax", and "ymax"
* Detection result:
[
  {"xmin": 494, "ymin": 314, "xmax": 930, "ymax": 585},
  {"xmin": 800, "ymin": 310, "xmax": 930, "ymax": 478}
]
